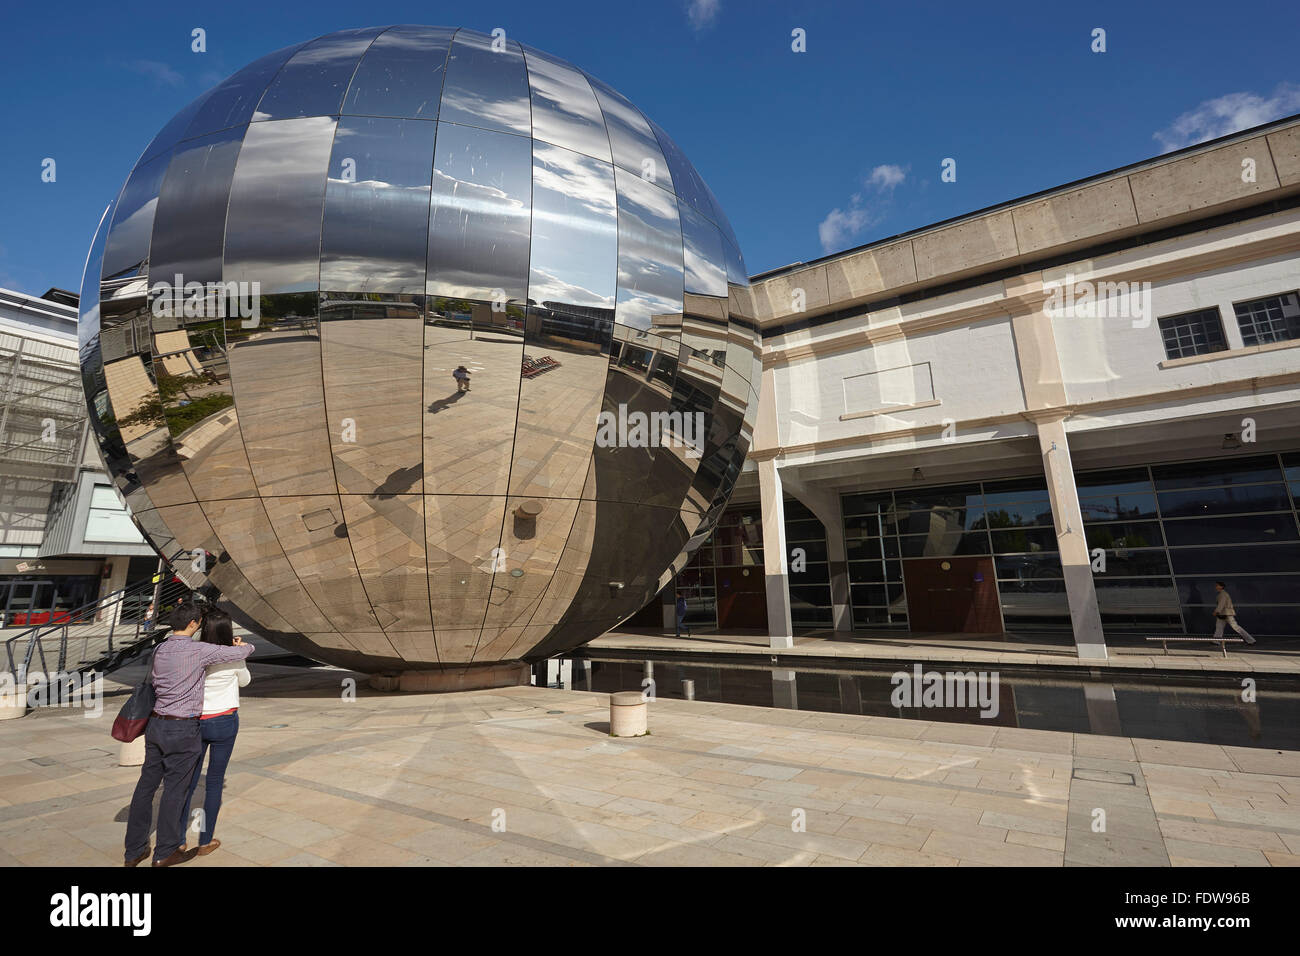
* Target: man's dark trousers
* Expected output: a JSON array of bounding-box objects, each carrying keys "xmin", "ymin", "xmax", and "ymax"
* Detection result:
[{"xmin": 124, "ymin": 717, "xmax": 202, "ymax": 863}]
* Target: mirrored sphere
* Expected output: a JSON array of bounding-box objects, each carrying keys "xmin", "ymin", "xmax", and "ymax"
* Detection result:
[{"xmin": 78, "ymin": 26, "xmax": 759, "ymax": 675}]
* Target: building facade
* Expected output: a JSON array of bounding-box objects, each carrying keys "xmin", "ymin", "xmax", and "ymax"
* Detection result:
[
  {"xmin": 0, "ymin": 288, "xmax": 155, "ymax": 626},
  {"xmin": 662, "ymin": 115, "xmax": 1300, "ymax": 659}
]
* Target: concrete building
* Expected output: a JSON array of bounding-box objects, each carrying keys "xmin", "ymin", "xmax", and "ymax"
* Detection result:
[
  {"xmin": 653, "ymin": 115, "xmax": 1300, "ymax": 659},
  {"xmin": 0, "ymin": 288, "xmax": 154, "ymax": 626}
]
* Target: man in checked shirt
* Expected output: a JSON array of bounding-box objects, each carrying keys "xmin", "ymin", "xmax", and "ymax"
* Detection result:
[{"xmin": 124, "ymin": 600, "xmax": 255, "ymax": 867}]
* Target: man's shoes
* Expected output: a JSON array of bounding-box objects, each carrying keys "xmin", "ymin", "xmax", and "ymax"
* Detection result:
[
  {"xmin": 152, "ymin": 847, "xmax": 199, "ymax": 867},
  {"xmin": 195, "ymin": 839, "xmax": 221, "ymax": 856},
  {"xmin": 124, "ymin": 848, "xmax": 150, "ymax": 868},
  {"xmin": 1245, "ymin": 636, "xmax": 1257, "ymax": 645}
]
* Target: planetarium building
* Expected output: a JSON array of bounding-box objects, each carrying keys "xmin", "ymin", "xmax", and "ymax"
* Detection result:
[{"xmin": 78, "ymin": 26, "xmax": 759, "ymax": 681}]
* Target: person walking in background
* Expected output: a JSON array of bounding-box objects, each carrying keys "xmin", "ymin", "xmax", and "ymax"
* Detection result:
[
  {"xmin": 1214, "ymin": 581, "xmax": 1256, "ymax": 645},
  {"xmin": 123, "ymin": 601, "xmax": 254, "ymax": 867},
  {"xmin": 675, "ymin": 593, "xmax": 691, "ymax": 638},
  {"xmin": 179, "ymin": 608, "xmax": 248, "ymax": 858},
  {"xmin": 453, "ymin": 364, "xmax": 471, "ymax": 392}
]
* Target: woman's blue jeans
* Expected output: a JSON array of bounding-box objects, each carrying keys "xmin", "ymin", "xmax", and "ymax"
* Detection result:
[{"xmin": 180, "ymin": 711, "xmax": 238, "ymax": 846}]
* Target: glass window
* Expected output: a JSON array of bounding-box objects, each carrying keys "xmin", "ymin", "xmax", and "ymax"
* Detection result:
[
  {"xmin": 1157, "ymin": 483, "xmax": 1292, "ymax": 517},
  {"xmin": 1162, "ymin": 514, "xmax": 1298, "ymax": 546},
  {"xmin": 990, "ymin": 528, "xmax": 1057, "ymax": 554},
  {"xmin": 1176, "ymin": 575, "xmax": 1300, "ymax": 606},
  {"xmin": 437, "ymin": 29, "xmax": 531, "ymax": 135},
  {"xmin": 842, "ymin": 492, "xmax": 893, "ymax": 516},
  {"xmin": 994, "ymin": 552, "xmax": 1062, "ymax": 580},
  {"xmin": 978, "ymin": 501, "xmax": 1054, "ymax": 528},
  {"xmin": 342, "ymin": 25, "xmax": 454, "ymax": 119},
  {"xmin": 1085, "ymin": 521, "xmax": 1164, "ymax": 550},
  {"xmin": 848, "ymin": 536, "xmax": 899, "ymax": 561},
  {"xmin": 1233, "ymin": 291, "xmax": 1300, "ymax": 346},
  {"xmin": 1151, "ymin": 455, "xmax": 1283, "ymax": 489},
  {"xmin": 1170, "ymin": 543, "xmax": 1300, "ymax": 575},
  {"xmin": 254, "ymin": 27, "xmax": 385, "ymax": 121},
  {"xmin": 1079, "ymin": 492, "xmax": 1158, "ymax": 521},
  {"xmin": 981, "ymin": 477, "xmax": 1049, "ymax": 505},
  {"xmin": 848, "ymin": 561, "xmax": 903, "ymax": 584},
  {"xmin": 320, "ymin": 116, "xmax": 438, "ymax": 294},
  {"xmin": 1157, "ymin": 307, "xmax": 1227, "ymax": 359},
  {"xmin": 523, "ymin": 46, "xmax": 610, "ymax": 161},
  {"xmin": 1099, "ymin": 549, "xmax": 1171, "ymax": 576},
  {"xmin": 899, "ymin": 531, "xmax": 990, "ymax": 557},
  {"xmin": 895, "ymin": 484, "xmax": 983, "ymax": 512},
  {"xmin": 1074, "ymin": 467, "xmax": 1152, "ymax": 496}
]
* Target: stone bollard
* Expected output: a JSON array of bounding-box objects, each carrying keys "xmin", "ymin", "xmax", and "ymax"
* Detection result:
[
  {"xmin": 0, "ymin": 678, "xmax": 26, "ymax": 720},
  {"xmin": 609, "ymin": 691, "xmax": 648, "ymax": 737},
  {"xmin": 119, "ymin": 735, "xmax": 145, "ymax": 766},
  {"xmin": 682, "ymin": 679, "xmax": 695, "ymax": 701}
]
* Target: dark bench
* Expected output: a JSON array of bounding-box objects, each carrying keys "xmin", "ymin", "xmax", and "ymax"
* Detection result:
[{"xmin": 1145, "ymin": 636, "xmax": 1245, "ymax": 658}]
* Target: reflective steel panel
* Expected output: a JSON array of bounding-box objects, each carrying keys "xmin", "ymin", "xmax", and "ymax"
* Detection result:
[
  {"xmin": 321, "ymin": 116, "xmax": 437, "ymax": 293},
  {"xmin": 523, "ymin": 45, "xmax": 611, "ymax": 162},
  {"xmin": 437, "ymin": 29, "xmax": 531, "ymax": 135},
  {"xmin": 253, "ymin": 27, "xmax": 385, "ymax": 121},
  {"xmin": 79, "ymin": 26, "xmax": 757, "ymax": 676},
  {"xmin": 183, "ymin": 43, "xmax": 305, "ymax": 141},
  {"xmin": 587, "ymin": 76, "xmax": 673, "ymax": 190},
  {"xmin": 224, "ymin": 116, "xmax": 337, "ymax": 293},
  {"xmin": 343, "ymin": 25, "xmax": 454, "ymax": 119}
]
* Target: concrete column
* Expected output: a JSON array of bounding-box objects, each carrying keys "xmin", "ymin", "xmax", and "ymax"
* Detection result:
[
  {"xmin": 771, "ymin": 668, "xmax": 798, "ymax": 709},
  {"xmin": 759, "ymin": 458, "xmax": 794, "ymax": 649},
  {"xmin": 782, "ymin": 474, "xmax": 852, "ymax": 632},
  {"xmin": 1036, "ymin": 417, "xmax": 1107, "ymax": 660},
  {"xmin": 661, "ymin": 587, "xmax": 675, "ymax": 633},
  {"xmin": 96, "ymin": 557, "xmax": 129, "ymax": 625}
]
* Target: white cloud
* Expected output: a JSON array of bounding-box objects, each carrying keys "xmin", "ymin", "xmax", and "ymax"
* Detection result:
[
  {"xmin": 125, "ymin": 59, "xmax": 184, "ymax": 88},
  {"xmin": 686, "ymin": 0, "xmax": 720, "ymax": 31},
  {"xmin": 868, "ymin": 164, "xmax": 907, "ymax": 190},
  {"xmin": 817, "ymin": 164, "xmax": 909, "ymax": 253},
  {"xmin": 818, "ymin": 205, "xmax": 879, "ymax": 254},
  {"xmin": 1154, "ymin": 83, "xmax": 1300, "ymax": 152}
]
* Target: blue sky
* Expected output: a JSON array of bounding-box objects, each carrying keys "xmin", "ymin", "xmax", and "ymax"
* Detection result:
[{"xmin": 2, "ymin": 0, "xmax": 1298, "ymax": 294}]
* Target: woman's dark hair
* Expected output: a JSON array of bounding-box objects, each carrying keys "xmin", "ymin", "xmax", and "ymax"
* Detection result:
[{"xmin": 199, "ymin": 608, "xmax": 235, "ymax": 646}]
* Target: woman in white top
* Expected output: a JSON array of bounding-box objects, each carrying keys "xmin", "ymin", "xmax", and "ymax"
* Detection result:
[{"xmin": 179, "ymin": 608, "xmax": 249, "ymax": 856}]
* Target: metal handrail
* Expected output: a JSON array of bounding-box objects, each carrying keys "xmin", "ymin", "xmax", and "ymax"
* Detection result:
[{"xmin": 3, "ymin": 559, "xmax": 193, "ymax": 677}]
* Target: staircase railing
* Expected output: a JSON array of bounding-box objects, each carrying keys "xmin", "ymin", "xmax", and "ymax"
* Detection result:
[{"xmin": 3, "ymin": 566, "xmax": 195, "ymax": 681}]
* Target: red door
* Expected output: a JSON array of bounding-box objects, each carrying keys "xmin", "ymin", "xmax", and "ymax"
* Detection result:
[{"xmin": 902, "ymin": 556, "xmax": 1002, "ymax": 634}]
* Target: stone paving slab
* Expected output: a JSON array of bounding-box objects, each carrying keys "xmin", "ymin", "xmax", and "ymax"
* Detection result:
[{"xmin": 0, "ymin": 661, "xmax": 1296, "ymax": 867}]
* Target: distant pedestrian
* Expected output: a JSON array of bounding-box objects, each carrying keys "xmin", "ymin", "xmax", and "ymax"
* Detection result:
[
  {"xmin": 453, "ymin": 365, "xmax": 471, "ymax": 392},
  {"xmin": 1213, "ymin": 581, "xmax": 1256, "ymax": 645},
  {"xmin": 675, "ymin": 594, "xmax": 691, "ymax": 637}
]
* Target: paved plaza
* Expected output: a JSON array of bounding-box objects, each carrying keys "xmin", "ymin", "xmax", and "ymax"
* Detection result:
[{"xmin": 1, "ymin": 659, "xmax": 1298, "ymax": 867}]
